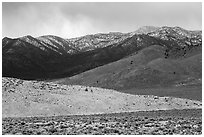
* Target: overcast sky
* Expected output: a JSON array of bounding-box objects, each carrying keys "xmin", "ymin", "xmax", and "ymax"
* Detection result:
[{"xmin": 2, "ymin": 2, "xmax": 202, "ymax": 39}]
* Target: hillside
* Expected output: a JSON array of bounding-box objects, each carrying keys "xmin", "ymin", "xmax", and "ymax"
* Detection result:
[
  {"xmin": 2, "ymin": 77, "xmax": 201, "ymax": 118},
  {"xmin": 56, "ymin": 44, "xmax": 201, "ymax": 100},
  {"xmin": 57, "ymin": 44, "xmax": 201, "ymax": 88}
]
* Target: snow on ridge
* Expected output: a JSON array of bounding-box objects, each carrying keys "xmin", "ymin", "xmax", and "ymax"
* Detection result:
[
  {"xmin": 37, "ymin": 37, "xmax": 59, "ymax": 49},
  {"xmin": 46, "ymin": 36, "xmax": 64, "ymax": 47},
  {"xmin": 20, "ymin": 36, "xmax": 46, "ymax": 51},
  {"xmin": 36, "ymin": 37, "xmax": 65, "ymax": 55},
  {"xmin": 37, "ymin": 36, "xmax": 77, "ymax": 54}
]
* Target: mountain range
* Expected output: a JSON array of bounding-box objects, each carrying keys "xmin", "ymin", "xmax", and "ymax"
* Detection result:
[{"xmin": 2, "ymin": 26, "xmax": 201, "ymax": 81}]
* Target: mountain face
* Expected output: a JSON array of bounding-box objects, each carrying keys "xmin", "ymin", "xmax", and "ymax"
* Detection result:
[
  {"xmin": 3, "ymin": 35, "xmax": 78, "ymax": 79},
  {"xmin": 2, "ymin": 26, "xmax": 202, "ymax": 80}
]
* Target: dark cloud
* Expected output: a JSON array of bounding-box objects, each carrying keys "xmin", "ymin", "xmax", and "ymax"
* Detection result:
[{"xmin": 2, "ymin": 2, "xmax": 202, "ymax": 38}]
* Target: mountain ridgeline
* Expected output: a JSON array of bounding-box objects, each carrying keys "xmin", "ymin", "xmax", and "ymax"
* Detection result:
[{"xmin": 2, "ymin": 26, "xmax": 202, "ymax": 81}]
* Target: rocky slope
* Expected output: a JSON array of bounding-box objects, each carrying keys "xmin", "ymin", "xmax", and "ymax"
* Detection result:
[
  {"xmin": 2, "ymin": 77, "xmax": 202, "ymax": 118},
  {"xmin": 2, "ymin": 26, "xmax": 201, "ymax": 80}
]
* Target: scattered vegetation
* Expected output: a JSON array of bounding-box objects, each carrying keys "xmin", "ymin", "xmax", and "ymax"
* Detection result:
[{"xmin": 2, "ymin": 109, "xmax": 201, "ymax": 135}]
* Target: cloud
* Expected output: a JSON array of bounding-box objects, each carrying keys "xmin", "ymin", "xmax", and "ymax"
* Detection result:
[{"xmin": 2, "ymin": 2, "xmax": 202, "ymax": 38}]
